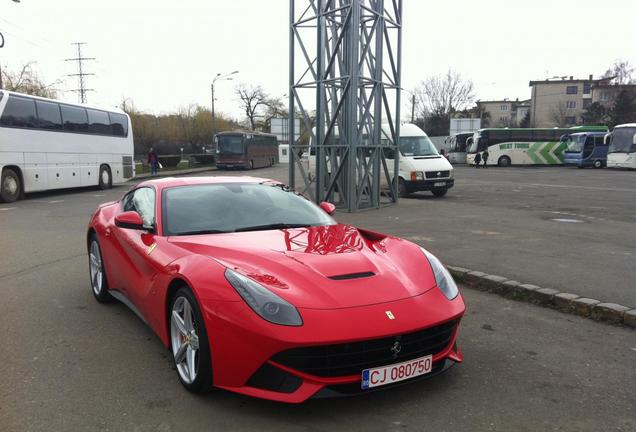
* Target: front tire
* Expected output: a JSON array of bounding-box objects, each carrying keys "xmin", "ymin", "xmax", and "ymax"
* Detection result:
[
  {"xmin": 432, "ymin": 188, "xmax": 448, "ymax": 197},
  {"xmin": 398, "ymin": 178, "xmax": 409, "ymax": 198},
  {"xmin": 88, "ymin": 235, "xmax": 114, "ymax": 303},
  {"xmin": 1, "ymin": 168, "xmax": 22, "ymax": 203},
  {"xmin": 498, "ymin": 156, "xmax": 511, "ymax": 167},
  {"xmin": 593, "ymin": 160, "xmax": 603, "ymax": 169},
  {"xmin": 99, "ymin": 165, "xmax": 112, "ymax": 190},
  {"xmin": 169, "ymin": 287, "xmax": 213, "ymax": 393}
]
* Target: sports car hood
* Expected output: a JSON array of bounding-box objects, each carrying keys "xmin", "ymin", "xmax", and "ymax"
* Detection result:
[{"xmin": 168, "ymin": 224, "xmax": 437, "ymax": 310}]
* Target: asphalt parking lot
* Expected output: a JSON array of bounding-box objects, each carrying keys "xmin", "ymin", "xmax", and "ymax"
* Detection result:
[{"xmin": 1, "ymin": 164, "xmax": 634, "ymax": 431}]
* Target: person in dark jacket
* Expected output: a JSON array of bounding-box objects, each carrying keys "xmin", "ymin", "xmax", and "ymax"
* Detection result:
[
  {"xmin": 473, "ymin": 152, "xmax": 481, "ymax": 167},
  {"xmin": 148, "ymin": 148, "xmax": 159, "ymax": 175},
  {"xmin": 482, "ymin": 149, "xmax": 489, "ymax": 168}
]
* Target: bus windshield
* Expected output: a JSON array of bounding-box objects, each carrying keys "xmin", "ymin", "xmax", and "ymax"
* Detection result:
[
  {"xmin": 399, "ymin": 136, "xmax": 439, "ymax": 156},
  {"xmin": 217, "ymin": 135, "xmax": 244, "ymax": 155},
  {"xmin": 609, "ymin": 127, "xmax": 636, "ymax": 153},
  {"xmin": 565, "ymin": 135, "xmax": 586, "ymax": 153},
  {"xmin": 468, "ymin": 132, "xmax": 480, "ymax": 153}
]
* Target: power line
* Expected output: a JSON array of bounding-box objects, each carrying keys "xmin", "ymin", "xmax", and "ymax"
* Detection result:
[{"xmin": 65, "ymin": 42, "xmax": 95, "ymax": 103}]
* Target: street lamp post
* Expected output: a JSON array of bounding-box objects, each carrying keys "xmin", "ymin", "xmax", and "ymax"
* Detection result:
[{"xmin": 211, "ymin": 70, "xmax": 238, "ymax": 142}]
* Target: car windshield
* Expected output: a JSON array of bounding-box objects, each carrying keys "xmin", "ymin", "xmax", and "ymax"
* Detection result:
[
  {"xmin": 565, "ymin": 135, "xmax": 586, "ymax": 153},
  {"xmin": 217, "ymin": 135, "xmax": 244, "ymax": 155},
  {"xmin": 609, "ymin": 127, "xmax": 636, "ymax": 153},
  {"xmin": 399, "ymin": 136, "xmax": 439, "ymax": 156},
  {"xmin": 163, "ymin": 183, "xmax": 336, "ymax": 235}
]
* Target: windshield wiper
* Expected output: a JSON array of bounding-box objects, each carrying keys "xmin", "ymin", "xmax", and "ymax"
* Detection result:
[
  {"xmin": 174, "ymin": 229, "xmax": 230, "ymax": 236},
  {"xmin": 234, "ymin": 223, "xmax": 311, "ymax": 232}
]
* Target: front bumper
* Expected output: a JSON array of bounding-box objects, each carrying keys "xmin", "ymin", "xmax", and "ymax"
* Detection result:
[
  {"xmin": 405, "ymin": 178, "xmax": 455, "ymax": 192},
  {"xmin": 202, "ymin": 287, "xmax": 465, "ymax": 403}
]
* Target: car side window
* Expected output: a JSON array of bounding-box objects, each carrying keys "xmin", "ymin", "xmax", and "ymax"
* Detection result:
[{"xmin": 122, "ymin": 187, "xmax": 156, "ymax": 227}]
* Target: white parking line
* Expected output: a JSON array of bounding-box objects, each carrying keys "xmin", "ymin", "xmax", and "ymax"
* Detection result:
[
  {"xmin": 0, "ymin": 207, "xmax": 16, "ymax": 211},
  {"xmin": 47, "ymin": 200, "xmax": 65, "ymax": 204}
]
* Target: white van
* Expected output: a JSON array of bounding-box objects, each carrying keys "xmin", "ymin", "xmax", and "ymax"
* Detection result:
[{"xmin": 307, "ymin": 123, "xmax": 454, "ymax": 198}]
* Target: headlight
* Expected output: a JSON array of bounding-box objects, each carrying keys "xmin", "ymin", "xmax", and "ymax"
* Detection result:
[
  {"xmin": 410, "ymin": 171, "xmax": 424, "ymax": 181},
  {"xmin": 420, "ymin": 248, "xmax": 459, "ymax": 300},
  {"xmin": 449, "ymin": 169, "xmax": 454, "ymax": 178},
  {"xmin": 225, "ymin": 268, "xmax": 303, "ymax": 326}
]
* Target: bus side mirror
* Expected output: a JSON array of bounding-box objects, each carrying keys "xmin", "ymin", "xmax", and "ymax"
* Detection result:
[
  {"xmin": 604, "ymin": 133, "xmax": 611, "ymax": 145},
  {"xmin": 633, "ymin": 134, "xmax": 636, "ymax": 145}
]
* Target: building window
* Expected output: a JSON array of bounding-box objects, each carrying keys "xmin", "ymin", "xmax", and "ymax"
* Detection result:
[
  {"xmin": 566, "ymin": 101, "xmax": 576, "ymax": 109},
  {"xmin": 600, "ymin": 92, "xmax": 610, "ymax": 101},
  {"xmin": 500, "ymin": 105, "xmax": 508, "ymax": 111},
  {"xmin": 565, "ymin": 116, "xmax": 576, "ymax": 125},
  {"xmin": 499, "ymin": 116, "xmax": 507, "ymax": 122},
  {"xmin": 566, "ymin": 86, "xmax": 578, "ymax": 95},
  {"xmin": 583, "ymin": 83, "xmax": 591, "ymax": 94}
]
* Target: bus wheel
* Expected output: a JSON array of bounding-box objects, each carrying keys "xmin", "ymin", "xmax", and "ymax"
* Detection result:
[
  {"xmin": 593, "ymin": 160, "xmax": 602, "ymax": 169},
  {"xmin": 498, "ymin": 156, "xmax": 511, "ymax": 167},
  {"xmin": 1, "ymin": 168, "xmax": 22, "ymax": 203},
  {"xmin": 99, "ymin": 165, "xmax": 112, "ymax": 190}
]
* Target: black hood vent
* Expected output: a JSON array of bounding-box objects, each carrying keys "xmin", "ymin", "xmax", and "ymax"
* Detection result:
[{"xmin": 328, "ymin": 271, "xmax": 375, "ymax": 280}]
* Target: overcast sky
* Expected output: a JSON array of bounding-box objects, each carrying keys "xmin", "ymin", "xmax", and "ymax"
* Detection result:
[{"xmin": 1, "ymin": 0, "xmax": 635, "ymax": 120}]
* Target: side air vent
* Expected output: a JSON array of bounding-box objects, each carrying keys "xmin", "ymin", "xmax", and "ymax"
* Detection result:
[{"xmin": 328, "ymin": 271, "xmax": 375, "ymax": 281}]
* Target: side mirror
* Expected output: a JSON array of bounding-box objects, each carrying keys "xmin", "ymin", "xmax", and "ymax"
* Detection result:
[
  {"xmin": 115, "ymin": 211, "xmax": 145, "ymax": 230},
  {"xmin": 633, "ymin": 134, "xmax": 636, "ymax": 145},
  {"xmin": 604, "ymin": 133, "xmax": 611, "ymax": 145},
  {"xmin": 319, "ymin": 201, "xmax": 336, "ymax": 215}
]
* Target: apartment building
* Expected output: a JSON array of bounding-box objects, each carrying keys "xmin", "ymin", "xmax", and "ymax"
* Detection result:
[
  {"xmin": 528, "ymin": 75, "xmax": 613, "ymax": 127},
  {"xmin": 476, "ymin": 99, "xmax": 531, "ymax": 127},
  {"xmin": 591, "ymin": 83, "xmax": 636, "ymax": 109}
]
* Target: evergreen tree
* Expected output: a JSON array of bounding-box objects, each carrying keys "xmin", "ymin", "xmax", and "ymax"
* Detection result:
[
  {"xmin": 610, "ymin": 90, "xmax": 636, "ymax": 126},
  {"xmin": 580, "ymin": 102, "xmax": 609, "ymax": 126}
]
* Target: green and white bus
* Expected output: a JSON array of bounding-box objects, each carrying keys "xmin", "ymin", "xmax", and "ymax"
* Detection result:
[{"xmin": 466, "ymin": 126, "xmax": 608, "ymax": 167}]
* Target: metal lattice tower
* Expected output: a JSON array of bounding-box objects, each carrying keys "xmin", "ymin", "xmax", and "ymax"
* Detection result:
[
  {"xmin": 65, "ymin": 42, "xmax": 95, "ymax": 103},
  {"xmin": 289, "ymin": 0, "xmax": 402, "ymax": 211}
]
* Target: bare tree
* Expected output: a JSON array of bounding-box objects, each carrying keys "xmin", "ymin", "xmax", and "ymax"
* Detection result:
[
  {"xmin": 413, "ymin": 69, "xmax": 475, "ymax": 118},
  {"xmin": 550, "ymin": 102, "xmax": 569, "ymax": 127},
  {"xmin": 235, "ymin": 84, "xmax": 271, "ymax": 130},
  {"xmin": 602, "ymin": 59, "xmax": 635, "ymax": 85},
  {"xmin": 1, "ymin": 62, "xmax": 59, "ymax": 98}
]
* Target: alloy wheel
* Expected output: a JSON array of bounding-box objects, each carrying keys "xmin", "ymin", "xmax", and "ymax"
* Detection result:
[
  {"xmin": 89, "ymin": 241, "xmax": 103, "ymax": 295},
  {"xmin": 170, "ymin": 296, "xmax": 200, "ymax": 384}
]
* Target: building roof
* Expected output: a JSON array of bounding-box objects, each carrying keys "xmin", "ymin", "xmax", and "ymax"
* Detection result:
[{"xmin": 529, "ymin": 77, "xmax": 613, "ymax": 86}]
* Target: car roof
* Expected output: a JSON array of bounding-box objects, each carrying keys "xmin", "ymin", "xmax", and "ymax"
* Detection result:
[{"xmin": 136, "ymin": 176, "xmax": 281, "ymax": 190}]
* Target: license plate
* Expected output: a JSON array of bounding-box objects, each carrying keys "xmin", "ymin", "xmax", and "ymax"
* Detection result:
[
  {"xmin": 361, "ymin": 355, "xmax": 432, "ymax": 389},
  {"xmin": 434, "ymin": 182, "xmax": 446, "ymax": 187}
]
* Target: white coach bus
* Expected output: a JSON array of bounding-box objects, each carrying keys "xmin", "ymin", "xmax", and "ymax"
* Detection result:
[
  {"xmin": 606, "ymin": 123, "xmax": 636, "ymax": 169},
  {"xmin": 0, "ymin": 90, "xmax": 134, "ymax": 203}
]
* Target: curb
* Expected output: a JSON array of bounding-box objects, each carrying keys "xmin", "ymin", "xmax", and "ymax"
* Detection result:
[
  {"xmin": 132, "ymin": 166, "xmax": 216, "ymax": 181},
  {"xmin": 448, "ymin": 266, "xmax": 635, "ymax": 329}
]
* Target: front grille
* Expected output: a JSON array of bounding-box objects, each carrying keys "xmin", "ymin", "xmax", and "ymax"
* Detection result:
[
  {"xmin": 425, "ymin": 170, "xmax": 450, "ymax": 179},
  {"xmin": 271, "ymin": 320, "xmax": 456, "ymax": 378}
]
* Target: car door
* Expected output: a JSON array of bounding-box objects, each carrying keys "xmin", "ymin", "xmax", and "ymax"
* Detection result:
[{"xmin": 110, "ymin": 187, "xmax": 162, "ymax": 312}]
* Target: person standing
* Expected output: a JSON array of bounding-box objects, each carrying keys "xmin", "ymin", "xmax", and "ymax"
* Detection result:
[
  {"xmin": 474, "ymin": 152, "xmax": 481, "ymax": 168},
  {"xmin": 148, "ymin": 148, "xmax": 159, "ymax": 176},
  {"xmin": 482, "ymin": 149, "xmax": 489, "ymax": 168}
]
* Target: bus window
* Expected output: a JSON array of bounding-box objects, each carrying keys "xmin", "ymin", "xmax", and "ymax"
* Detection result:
[
  {"xmin": 583, "ymin": 136, "xmax": 595, "ymax": 157},
  {"xmin": 109, "ymin": 113, "xmax": 129, "ymax": 137},
  {"xmin": 87, "ymin": 109, "xmax": 111, "ymax": 135},
  {"xmin": 61, "ymin": 105, "xmax": 89, "ymax": 132},
  {"xmin": 218, "ymin": 135, "xmax": 244, "ymax": 154},
  {"xmin": 595, "ymin": 136, "xmax": 606, "ymax": 147},
  {"xmin": 0, "ymin": 95, "xmax": 38, "ymax": 128},
  {"xmin": 36, "ymin": 101, "xmax": 62, "ymax": 131}
]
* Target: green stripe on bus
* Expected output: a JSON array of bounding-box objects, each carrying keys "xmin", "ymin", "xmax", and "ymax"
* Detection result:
[
  {"xmin": 540, "ymin": 142, "xmax": 558, "ymax": 164},
  {"xmin": 528, "ymin": 142, "xmax": 543, "ymax": 164},
  {"xmin": 553, "ymin": 142, "xmax": 566, "ymax": 161}
]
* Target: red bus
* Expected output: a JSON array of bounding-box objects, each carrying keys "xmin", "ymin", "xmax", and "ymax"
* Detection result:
[{"xmin": 215, "ymin": 131, "xmax": 279, "ymax": 169}]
